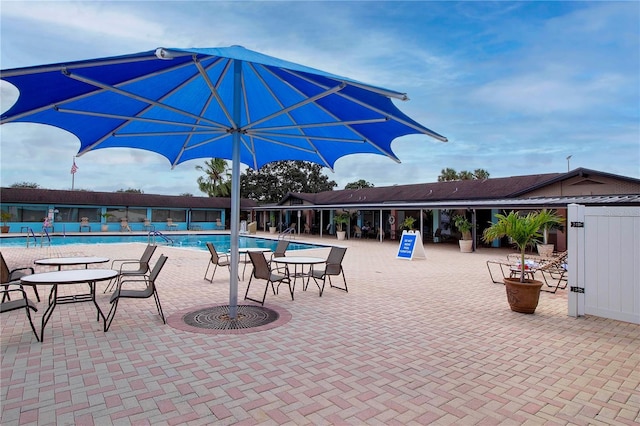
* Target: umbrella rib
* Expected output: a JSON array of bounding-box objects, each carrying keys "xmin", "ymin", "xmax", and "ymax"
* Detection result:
[
  {"xmin": 62, "ymin": 69, "xmax": 226, "ymax": 129},
  {"xmin": 54, "ymin": 108, "xmax": 218, "ymax": 130},
  {"xmin": 257, "ymin": 65, "xmax": 398, "ymax": 161},
  {"xmin": 244, "ymin": 62, "xmax": 334, "ymax": 168},
  {"xmin": 279, "ymin": 67, "xmax": 410, "ymax": 101},
  {"xmin": 112, "ymin": 130, "xmax": 225, "ymax": 137},
  {"xmin": 194, "ymin": 58, "xmax": 237, "ymax": 129},
  {"xmin": 247, "ymin": 131, "xmax": 365, "ymax": 143},
  {"xmin": 242, "ymin": 81, "xmax": 345, "ymax": 131},
  {"xmin": 257, "ymin": 117, "xmax": 388, "ymax": 131},
  {"xmin": 179, "ymin": 133, "xmax": 229, "ymax": 151}
]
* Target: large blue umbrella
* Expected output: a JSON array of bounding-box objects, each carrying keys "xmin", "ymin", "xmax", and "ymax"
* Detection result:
[{"xmin": 1, "ymin": 45, "xmax": 447, "ymax": 317}]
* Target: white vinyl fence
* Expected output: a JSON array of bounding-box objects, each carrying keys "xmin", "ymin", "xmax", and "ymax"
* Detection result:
[{"xmin": 568, "ymin": 204, "xmax": 640, "ymax": 324}]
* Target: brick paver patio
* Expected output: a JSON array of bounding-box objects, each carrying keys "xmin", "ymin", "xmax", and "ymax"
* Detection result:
[{"xmin": 1, "ymin": 233, "xmax": 638, "ymax": 425}]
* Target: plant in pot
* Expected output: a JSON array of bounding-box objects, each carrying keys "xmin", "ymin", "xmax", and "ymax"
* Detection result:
[
  {"xmin": 453, "ymin": 214, "xmax": 473, "ymax": 253},
  {"xmin": 100, "ymin": 212, "xmax": 114, "ymax": 232},
  {"xmin": 482, "ymin": 210, "xmax": 564, "ymax": 314},
  {"xmin": 1, "ymin": 210, "xmax": 12, "ymax": 233},
  {"xmin": 536, "ymin": 209, "xmax": 560, "ymax": 257},
  {"xmin": 333, "ymin": 212, "xmax": 350, "ymax": 240},
  {"xmin": 269, "ymin": 212, "xmax": 277, "ymax": 234},
  {"xmin": 402, "ymin": 216, "xmax": 416, "ymax": 232}
]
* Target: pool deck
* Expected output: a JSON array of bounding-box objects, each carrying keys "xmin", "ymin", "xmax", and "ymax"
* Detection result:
[{"xmin": 1, "ymin": 232, "xmax": 639, "ymax": 425}]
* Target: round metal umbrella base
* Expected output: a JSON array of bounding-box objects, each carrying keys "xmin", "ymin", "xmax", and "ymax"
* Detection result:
[{"xmin": 167, "ymin": 303, "xmax": 291, "ymax": 335}]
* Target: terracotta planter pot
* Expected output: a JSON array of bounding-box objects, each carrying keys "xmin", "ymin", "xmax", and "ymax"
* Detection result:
[
  {"xmin": 503, "ymin": 277, "xmax": 543, "ymax": 314},
  {"xmin": 0, "ymin": 226, "xmax": 9, "ymax": 233}
]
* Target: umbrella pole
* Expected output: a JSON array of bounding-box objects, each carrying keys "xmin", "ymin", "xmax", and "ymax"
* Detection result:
[{"xmin": 228, "ymin": 59, "xmax": 243, "ymax": 319}]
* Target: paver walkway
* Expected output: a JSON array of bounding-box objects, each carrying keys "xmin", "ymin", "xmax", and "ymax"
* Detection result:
[{"xmin": 1, "ymin": 234, "xmax": 638, "ymax": 425}]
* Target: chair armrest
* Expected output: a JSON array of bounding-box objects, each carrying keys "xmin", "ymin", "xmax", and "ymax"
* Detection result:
[
  {"xmin": 9, "ymin": 266, "xmax": 34, "ymax": 280},
  {"xmin": 117, "ymin": 260, "xmax": 146, "ymax": 273}
]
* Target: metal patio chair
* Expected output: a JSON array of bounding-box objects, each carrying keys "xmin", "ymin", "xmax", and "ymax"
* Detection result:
[
  {"xmin": 310, "ymin": 246, "xmax": 348, "ymax": 296},
  {"xmin": 244, "ymin": 251, "xmax": 292, "ymax": 305},
  {"xmin": 1, "ymin": 282, "xmax": 39, "ymax": 341},
  {"xmin": 1, "ymin": 251, "xmax": 39, "ymax": 302},
  {"xmin": 204, "ymin": 242, "xmax": 231, "ymax": 282},
  {"xmin": 105, "ymin": 244, "xmax": 157, "ymax": 293},
  {"xmin": 104, "ymin": 255, "xmax": 168, "ymax": 331}
]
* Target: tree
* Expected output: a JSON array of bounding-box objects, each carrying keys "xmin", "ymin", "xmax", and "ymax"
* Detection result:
[
  {"xmin": 241, "ymin": 161, "xmax": 337, "ymax": 203},
  {"xmin": 179, "ymin": 193, "xmax": 194, "ymax": 197},
  {"xmin": 458, "ymin": 171, "xmax": 474, "ymax": 180},
  {"xmin": 196, "ymin": 159, "xmax": 231, "ymax": 197},
  {"xmin": 116, "ymin": 188, "xmax": 144, "ymax": 193},
  {"xmin": 473, "ymin": 169, "xmax": 490, "ymax": 179},
  {"xmin": 344, "ymin": 179, "xmax": 374, "ymax": 189},
  {"xmin": 438, "ymin": 168, "xmax": 458, "ymax": 182},
  {"xmin": 438, "ymin": 168, "xmax": 490, "ymax": 181},
  {"xmin": 10, "ymin": 182, "xmax": 40, "ymax": 188}
]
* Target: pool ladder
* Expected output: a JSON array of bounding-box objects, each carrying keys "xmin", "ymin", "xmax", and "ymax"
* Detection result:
[
  {"xmin": 148, "ymin": 230, "xmax": 174, "ymax": 246},
  {"xmin": 24, "ymin": 227, "xmax": 50, "ymax": 248}
]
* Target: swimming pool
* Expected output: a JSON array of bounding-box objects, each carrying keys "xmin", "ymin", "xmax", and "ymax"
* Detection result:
[{"xmin": 0, "ymin": 234, "xmax": 323, "ymax": 252}]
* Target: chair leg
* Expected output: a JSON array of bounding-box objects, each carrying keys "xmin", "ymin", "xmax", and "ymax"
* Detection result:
[
  {"xmin": 24, "ymin": 304, "xmax": 40, "ymax": 342},
  {"xmin": 244, "ymin": 276, "xmax": 267, "ymax": 305},
  {"xmin": 104, "ymin": 298, "xmax": 119, "ymax": 332},
  {"xmin": 329, "ymin": 271, "xmax": 348, "ymax": 293},
  {"xmin": 153, "ymin": 290, "xmax": 166, "ymax": 324}
]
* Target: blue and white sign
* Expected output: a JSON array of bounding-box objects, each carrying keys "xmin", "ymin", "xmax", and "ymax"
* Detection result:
[{"xmin": 396, "ymin": 231, "xmax": 426, "ymax": 260}]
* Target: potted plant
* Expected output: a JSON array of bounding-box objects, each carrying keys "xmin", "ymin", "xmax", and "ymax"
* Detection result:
[
  {"xmin": 536, "ymin": 209, "xmax": 559, "ymax": 257},
  {"xmin": 100, "ymin": 212, "xmax": 114, "ymax": 232},
  {"xmin": 402, "ymin": 216, "xmax": 416, "ymax": 231},
  {"xmin": 333, "ymin": 212, "xmax": 350, "ymax": 240},
  {"xmin": 453, "ymin": 214, "xmax": 473, "ymax": 253},
  {"xmin": 269, "ymin": 212, "xmax": 277, "ymax": 234},
  {"xmin": 482, "ymin": 210, "xmax": 564, "ymax": 314},
  {"xmin": 1, "ymin": 210, "xmax": 12, "ymax": 233}
]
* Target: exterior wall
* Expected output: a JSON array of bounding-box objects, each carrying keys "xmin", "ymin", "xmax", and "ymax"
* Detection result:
[{"xmin": 523, "ymin": 176, "xmax": 640, "ymax": 198}]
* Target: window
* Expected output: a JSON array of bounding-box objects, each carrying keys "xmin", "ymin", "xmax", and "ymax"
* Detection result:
[
  {"xmin": 151, "ymin": 209, "xmax": 186, "ymax": 222},
  {"xmin": 191, "ymin": 210, "xmax": 221, "ymax": 223},
  {"xmin": 127, "ymin": 208, "xmax": 147, "ymax": 223}
]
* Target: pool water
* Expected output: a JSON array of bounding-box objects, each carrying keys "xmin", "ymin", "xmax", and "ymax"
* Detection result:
[{"xmin": 0, "ymin": 234, "xmax": 322, "ymax": 253}]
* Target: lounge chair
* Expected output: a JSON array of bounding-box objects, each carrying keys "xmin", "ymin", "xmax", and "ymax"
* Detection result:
[
  {"xmin": 1, "ymin": 251, "xmax": 39, "ymax": 302},
  {"xmin": 244, "ymin": 251, "xmax": 292, "ymax": 305},
  {"xmin": 143, "ymin": 218, "xmax": 155, "ymax": 232},
  {"xmin": 80, "ymin": 217, "xmax": 91, "ymax": 232},
  {"xmin": 166, "ymin": 218, "xmax": 178, "ymax": 231},
  {"xmin": 204, "ymin": 242, "xmax": 231, "ymax": 282},
  {"xmin": 487, "ymin": 251, "xmax": 568, "ymax": 293},
  {"xmin": 120, "ymin": 218, "xmax": 131, "ymax": 232},
  {"xmin": 310, "ymin": 246, "xmax": 348, "ymax": 296},
  {"xmin": 0, "ymin": 282, "xmax": 39, "ymax": 341},
  {"xmin": 104, "ymin": 255, "xmax": 167, "ymax": 331},
  {"xmin": 105, "ymin": 244, "xmax": 157, "ymax": 293}
]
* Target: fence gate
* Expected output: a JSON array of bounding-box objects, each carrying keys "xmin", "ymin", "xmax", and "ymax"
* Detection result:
[{"xmin": 568, "ymin": 204, "xmax": 640, "ymax": 324}]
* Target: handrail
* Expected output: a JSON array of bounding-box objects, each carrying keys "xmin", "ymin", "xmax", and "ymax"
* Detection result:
[
  {"xmin": 40, "ymin": 228, "xmax": 51, "ymax": 247},
  {"xmin": 26, "ymin": 227, "xmax": 37, "ymax": 247},
  {"xmin": 148, "ymin": 230, "xmax": 173, "ymax": 245}
]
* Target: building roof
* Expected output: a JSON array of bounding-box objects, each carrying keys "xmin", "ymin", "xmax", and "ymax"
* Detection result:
[
  {"xmin": 0, "ymin": 187, "xmax": 258, "ymax": 209},
  {"xmin": 274, "ymin": 168, "xmax": 640, "ymax": 209}
]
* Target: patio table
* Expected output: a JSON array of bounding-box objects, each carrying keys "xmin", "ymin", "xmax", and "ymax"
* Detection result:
[
  {"xmin": 34, "ymin": 256, "xmax": 110, "ymax": 271},
  {"xmin": 21, "ymin": 269, "xmax": 117, "ymax": 341},
  {"xmin": 272, "ymin": 256, "xmax": 326, "ymax": 296}
]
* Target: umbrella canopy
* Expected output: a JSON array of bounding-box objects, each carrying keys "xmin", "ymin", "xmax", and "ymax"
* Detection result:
[{"xmin": 1, "ymin": 45, "xmax": 447, "ymax": 317}]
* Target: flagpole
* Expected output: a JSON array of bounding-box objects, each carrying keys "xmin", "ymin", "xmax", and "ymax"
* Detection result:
[{"xmin": 71, "ymin": 156, "xmax": 77, "ymax": 190}]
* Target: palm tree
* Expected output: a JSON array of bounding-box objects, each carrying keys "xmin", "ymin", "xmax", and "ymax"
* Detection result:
[
  {"xmin": 438, "ymin": 168, "xmax": 458, "ymax": 182},
  {"xmin": 196, "ymin": 159, "xmax": 231, "ymax": 197},
  {"xmin": 482, "ymin": 210, "xmax": 564, "ymax": 282}
]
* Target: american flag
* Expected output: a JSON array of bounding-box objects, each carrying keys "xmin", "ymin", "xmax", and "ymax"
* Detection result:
[{"xmin": 70, "ymin": 159, "xmax": 78, "ymax": 174}]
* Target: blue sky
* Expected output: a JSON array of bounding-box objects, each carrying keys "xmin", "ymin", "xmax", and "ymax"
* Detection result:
[{"xmin": 1, "ymin": 1, "xmax": 638, "ymax": 196}]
